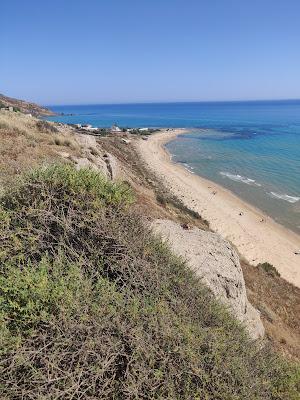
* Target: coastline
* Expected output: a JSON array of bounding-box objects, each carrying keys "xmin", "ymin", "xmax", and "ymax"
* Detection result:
[{"xmin": 137, "ymin": 129, "xmax": 300, "ymax": 288}]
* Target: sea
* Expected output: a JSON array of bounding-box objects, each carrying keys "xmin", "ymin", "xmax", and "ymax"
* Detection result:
[{"xmin": 47, "ymin": 100, "xmax": 300, "ymax": 234}]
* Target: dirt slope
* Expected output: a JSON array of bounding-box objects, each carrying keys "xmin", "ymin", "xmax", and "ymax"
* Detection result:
[{"xmin": 0, "ymin": 93, "xmax": 55, "ymax": 116}]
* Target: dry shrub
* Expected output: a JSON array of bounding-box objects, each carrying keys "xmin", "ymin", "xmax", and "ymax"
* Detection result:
[
  {"xmin": 36, "ymin": 119, "xmax": 58, "ymax": 133},
  {"xmin": 90, "ymin": 146, "xmax": 100, "ymax": 156},
  {"xmin": 0, "ymin": 165, "xmax": 299, "ymax": 399}
]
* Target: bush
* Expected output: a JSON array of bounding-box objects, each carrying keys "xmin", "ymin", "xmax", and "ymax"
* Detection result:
[
  {"xmin": 156, "ymin": 190, "xmax": 209, "ymax": 226},
  {"xmin": 0, "ymin": 164, "xmax": 298, "ymax": 399},
  {"xmin": 258, "ymin": 262, "xmax": 281, "ymax": 277},
  {"xmin": 53, "ymin": 136, "xmax": 69, "ymax": 146},
  {"xmin": 36, "ymin": 119, "xmax": 58, "ymax": 133}
]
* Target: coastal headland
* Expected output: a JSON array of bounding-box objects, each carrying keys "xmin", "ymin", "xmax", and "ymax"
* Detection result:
[{"xmin": 137, "ymin": 129, "xmax": 300, "ymax": 288}]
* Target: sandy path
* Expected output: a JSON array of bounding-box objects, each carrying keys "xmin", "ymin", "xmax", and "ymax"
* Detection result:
[{"xmin": 137, "ymin": 129, "xmax": 300, "ymax": 288}]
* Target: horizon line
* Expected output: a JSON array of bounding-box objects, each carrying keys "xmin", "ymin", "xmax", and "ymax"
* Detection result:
[{"xmin": 45, "ymin": 97, "xmax": 300, "ymax": 108}]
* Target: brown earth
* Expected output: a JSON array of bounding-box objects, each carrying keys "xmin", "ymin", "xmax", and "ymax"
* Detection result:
[
  {"xmin": 0, "ymin": 93, "xmax": 55, "ymax": 116},
  {"xmin": 242, "ymin": 260, "xmax": 300, "ymax": 360}
]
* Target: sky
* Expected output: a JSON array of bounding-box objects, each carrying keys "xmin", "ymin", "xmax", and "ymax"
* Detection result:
[{"xmin": 1, "ymin": 0, "xmax": 300, "ymax": 105}]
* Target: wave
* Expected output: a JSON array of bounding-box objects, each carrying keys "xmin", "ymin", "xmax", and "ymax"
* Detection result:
[
  {"xmin": 268, "ymin": 192, "xmax": 300, "ymax": 203},
  {"xmin": 182, "ymin": 163, "xmax": 195, "ymax": 174},
  {"xmin": 220, "ymin": 172, "xmax": 261, "ymax": 186}
]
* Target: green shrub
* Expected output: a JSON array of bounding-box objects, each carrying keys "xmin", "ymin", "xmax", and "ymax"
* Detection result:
[
  {"xmin": 258, "ymin": 262, "xmax": 281, "ymax": 277},
  {"xmin": 0, "ymin": 164, "xmax": 298, "ymax": 399}
]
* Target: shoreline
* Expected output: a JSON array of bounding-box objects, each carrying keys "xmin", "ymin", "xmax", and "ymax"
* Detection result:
[{"xmin": 137, "ymin": 128, "xmax": 300, "ymax": 288}]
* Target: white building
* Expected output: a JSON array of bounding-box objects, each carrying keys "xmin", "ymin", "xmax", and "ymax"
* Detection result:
[{"xmin": 111, "ymin": 124, "xmax": 122, "ymax": 133}]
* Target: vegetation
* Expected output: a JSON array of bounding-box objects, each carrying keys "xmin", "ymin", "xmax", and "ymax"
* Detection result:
[
  {"xmin": 0, "ymin": 165, "xmax": 299, "ymax": 399},
  {"xmin": 0, "ymin": 112, "xmax": 78, "ymax": 187},
  {"xmin": 241, "ymin": 259, "xmax": 300, "ymax": 359},
  {"xmin": 128, "ymin": 128, "xmax": 159, "ymax": 135},
  {"xmin": 156, "ymin": 190, "xmax": 209, "ymax": 227},
  {"xmin": 36, "ymin": 119, "xmax": 59, "ymax": 133},
  {"xmin": 53, "ymin": 136, "xmax": 72, "ymax": 147},
  {"xmin": 258, "ymin": 262, "xmax": 281, "ymax": 278}
]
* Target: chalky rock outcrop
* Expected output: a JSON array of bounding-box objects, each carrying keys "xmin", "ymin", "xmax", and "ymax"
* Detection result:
[
  {"xmin": 72, "ymin": 134, "xmax": 119, "ymax": 179},
  {"xmin": 152, "ymin": 219, "xmax": 265, "ymax": 340}
]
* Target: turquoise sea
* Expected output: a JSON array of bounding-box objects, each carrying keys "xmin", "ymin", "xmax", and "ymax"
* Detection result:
[{"xmin": 47, "ymin": 101, "xmax": 300, "ymax": 233}]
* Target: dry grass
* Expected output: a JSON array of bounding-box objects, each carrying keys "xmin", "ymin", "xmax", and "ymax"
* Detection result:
[
  {"xmin": 0, "ymin": 112, "xmax": 81, "ymax": 186},
  {"xmin": 35, "ymin": 119, "xmax": 58, "ymax": 133},
  {"xmin": 1, "ymin": 110, "xmax": 300, "ymax": 372},
  {"xmin": 242, "ymin": 260, "xmax": 300, "ymax": 361},
  {"xmin": 0, "ymin": 164, "xmax": 299, "ymax": 399}
]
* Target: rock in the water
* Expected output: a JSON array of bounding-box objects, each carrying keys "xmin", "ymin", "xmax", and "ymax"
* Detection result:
[{"xmin": 151, "ymin": 219, "xmax": 264, "ymax": 340}]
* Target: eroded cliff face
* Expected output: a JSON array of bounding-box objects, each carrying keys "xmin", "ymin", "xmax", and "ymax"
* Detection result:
[{"xmin": 152, "ymin": 219, "xmax": 265, "ymax": 340}]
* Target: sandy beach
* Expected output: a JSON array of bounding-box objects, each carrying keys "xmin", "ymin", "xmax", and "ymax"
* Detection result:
[{"xmin": 137, "ymin": 129, "xmax": 300, "ymax": 288}]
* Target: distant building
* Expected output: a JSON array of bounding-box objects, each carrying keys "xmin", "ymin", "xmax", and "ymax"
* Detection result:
[
  {"xmin": 139, "ymin": 127, "xmax": 149, "ymax": 131},
  {"xmin": 0, "ymin": 106, "xmax": 15, "ymax": 112},
  {"xmin": 111, "ymin": 124, "xmax": 122, "ymax": 133},
  {"xmin": 80, "ymin": 124, "xmax": 99, "ymax": 132}
]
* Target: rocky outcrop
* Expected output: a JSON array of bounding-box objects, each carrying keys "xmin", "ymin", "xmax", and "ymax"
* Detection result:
[
  {"xmin": 151, "ymin": 219, "xmax": 264, "ymax": 340},
  {"xmin": 73, "ymin": 134, "xmax": 120, "ymax": 180}
]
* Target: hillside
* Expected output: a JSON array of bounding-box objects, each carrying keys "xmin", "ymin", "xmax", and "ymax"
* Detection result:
[
  {"xmin": 1, "ymin": 164, "xmax": 299, "ymax": 399},
  {"xmin": 0, "ymin": 109, "xmax": 299, "ymax": 398},
  {"xmin": 0, "ymin": 93, "xmax": 55, "ymax": 116}
]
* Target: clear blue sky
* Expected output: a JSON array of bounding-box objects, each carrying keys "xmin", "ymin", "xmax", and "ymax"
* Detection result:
[{"xmin": 1, "ymin": 0, "xmax": 300, "ymax": 105}]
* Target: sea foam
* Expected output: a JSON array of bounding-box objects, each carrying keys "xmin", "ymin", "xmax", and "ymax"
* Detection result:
[
  {"xmin": 220, "ymin": 172, "xmax": 261, "ymax": 186},
  {"xmin": 268, "ymin": 192, "xmax": 300, "ymax": 203}
]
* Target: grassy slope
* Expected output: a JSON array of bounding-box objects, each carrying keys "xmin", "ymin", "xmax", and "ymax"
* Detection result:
[
  {"xmin": 0, "ymin": 94, "xmax": 55, "ymax": 116},
  {"xmin": 0, "ymin": 165, "xmax": 299, "ymax": 399},
  {"xmin": 0, "ymin": 111, "xmax": 81, "ymax": 188},
  {"xmin": 242, "ymin": 261, "xmax": 300, "ymax": 360}
]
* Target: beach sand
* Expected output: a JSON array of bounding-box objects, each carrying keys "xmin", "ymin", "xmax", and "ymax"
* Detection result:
[{"xmin": 137, "ymin": 129, "xmax": 300, "ymax": 288}]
